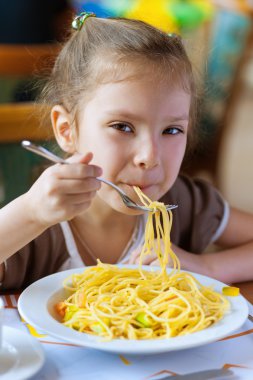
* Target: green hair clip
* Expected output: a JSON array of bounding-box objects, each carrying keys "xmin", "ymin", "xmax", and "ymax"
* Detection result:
[
  {"xmin": 72, "ymin": 11, "xmax": 96, "ymax": 31},
  {"xmin": 168, "ymin": 32, "xmax": 180, "ymax": 38}
]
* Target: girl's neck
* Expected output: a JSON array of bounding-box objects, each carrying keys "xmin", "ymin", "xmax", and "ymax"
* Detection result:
[{"xmin": 70, "ymin": 204, "xmax": 139, "ymax": 265}]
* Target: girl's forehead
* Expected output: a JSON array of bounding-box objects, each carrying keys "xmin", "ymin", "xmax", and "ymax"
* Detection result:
[
  {"xmin": 90, "ymin": 74, "xmax": 191, "ymax": 104},
  {"xmin": 77, "ymin": 59, "xmax": 192, "ymax": 118},
  {"xmin": 79, "ymin": 77, "xmax": 191, "ymax": 123}
]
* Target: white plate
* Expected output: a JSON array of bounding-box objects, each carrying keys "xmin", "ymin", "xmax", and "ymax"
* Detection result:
[
  {"xmin": 0, "ymin": 326, "xmax": 45, "ymax": 380},
  {"xmin": 18, "ymin": 266, "xmax": 248, "ymax": 355}
]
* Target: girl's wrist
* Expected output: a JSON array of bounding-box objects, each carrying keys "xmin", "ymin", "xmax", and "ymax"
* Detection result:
[{"xmin": 22, "ymin": 192, "xmax": 51, "ymax": 230}]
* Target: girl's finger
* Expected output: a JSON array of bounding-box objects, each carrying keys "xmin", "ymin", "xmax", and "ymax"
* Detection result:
[
  {"xmin": 50, "ymin": 162, "xmax": 102, "ymax": 179},
  {"xmin": 66, "ymin": 151, "xmax": 93, "ymax": 164},
  {"xmin": 150, "ymin": 259, "xmax": 160, "ymax": 267},
  {"xmin": 139, "ymin": 253, "xmax": 157, "ymax": 265},
  {"xmin": 63, "ymin": 151, "xmax": 103, "ymax": 178},
  {"xmin": 52, "ymin": 178, "xmax": 101, "ymax": 194},
  {"xmin": 66, "ymin": 191, "xmax": 97, "ymax": 204},
  {"xmin": 48, "ymin": 191, "xmax": 97, "ymax": 209}
]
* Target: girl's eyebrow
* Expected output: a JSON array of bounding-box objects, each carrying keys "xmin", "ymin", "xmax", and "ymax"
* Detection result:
[
  {"xmin": 169, "ymin": 115, "xmax": 189, "ymax": 122},
  {"xmin": 105, "ymin": 110, "xmax": 189, "ymax": 122},
  {"xmin": 105, "ymin": 110, "xmax": 143, "ymax": 122}
]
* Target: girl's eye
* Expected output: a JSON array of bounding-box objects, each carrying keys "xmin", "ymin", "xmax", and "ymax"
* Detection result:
[
  {"xmin": 110, "ymin": 123, "xmax": 133, "ymax": 133},
  {"xmin": 163, "ymin": 127, "xmax": 183, "ymax": 135}
]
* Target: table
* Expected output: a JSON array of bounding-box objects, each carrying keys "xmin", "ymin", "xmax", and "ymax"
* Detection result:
[
  {"xmin": 1, "ymin": 281, "xmax": 253, "ymax": 380},
  {"xmin": 234, "ymin": 281, "xmax": 253, "ymax": 304}
]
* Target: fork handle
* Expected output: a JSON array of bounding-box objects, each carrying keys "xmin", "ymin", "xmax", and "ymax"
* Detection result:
[
  {"xmin": 21, "ymin": 141, "xmax": 65, "ymax": 164},
  {"xmin": 21, "ymin": 141, "xmax": 123, "ymax": 192}
]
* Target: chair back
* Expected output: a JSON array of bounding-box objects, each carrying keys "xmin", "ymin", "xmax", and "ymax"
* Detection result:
[
  {"xmin": 0, "ymin": 102, "xmax": 53, "ymax": 142},
  {"xmin": 0, "ymin": 43, "xmax": 59, "ymax": 76}
]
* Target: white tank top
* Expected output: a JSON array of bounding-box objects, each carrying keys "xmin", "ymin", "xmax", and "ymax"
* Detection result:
[{"xmin": 58, "ymin": 214, "xmax": 147, "ymax": 271}]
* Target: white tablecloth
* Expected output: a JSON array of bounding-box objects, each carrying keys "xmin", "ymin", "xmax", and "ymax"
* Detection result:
[{"xmin": 2, "ymin": 293, "xmax": 253, "ymax": 380}]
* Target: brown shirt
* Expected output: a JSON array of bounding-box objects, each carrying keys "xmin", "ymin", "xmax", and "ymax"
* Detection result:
[{"xmin": 2, "ymin": 175, "xmax": 227, "ymax": 290}]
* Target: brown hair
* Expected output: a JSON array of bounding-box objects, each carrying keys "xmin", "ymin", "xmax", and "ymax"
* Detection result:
[{"xmin": 40, "ymin": 16, "xmax": 198, "ymax": 149}]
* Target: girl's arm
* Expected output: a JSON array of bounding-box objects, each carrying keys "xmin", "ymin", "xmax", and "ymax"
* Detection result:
[
  {"xmin": 0, "ymin": 153, "xmax": 102, "ymax": 277},
  {"xmin": 0, "ymin": 193, "xmax": 49, "ymax": 278},
  {"xmin": 199, "ymin": 207, "xmax": 253, "ymax": 283},
  {"xmin": 175, "ymin": 207, "xmax": 253, "ymax": 283},
  {"xmin": 130, "ymin": 208, "xmax": 253, "ymax": 284}
]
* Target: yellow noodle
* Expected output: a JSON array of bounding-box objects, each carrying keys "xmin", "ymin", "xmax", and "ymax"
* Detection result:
[{"xmin": 57, "ymin": 188, "xmax": 230, "ymax": 340}]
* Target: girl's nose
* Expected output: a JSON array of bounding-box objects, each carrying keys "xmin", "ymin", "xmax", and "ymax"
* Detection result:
[{"xmin": 133, "ymin": 136, "xmax": 160, "ymax": 169}]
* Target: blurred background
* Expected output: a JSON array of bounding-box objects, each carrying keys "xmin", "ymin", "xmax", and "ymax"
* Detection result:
[{"xmin": 0, "ymin": 0, "xmax": 253, "ymax": 212}]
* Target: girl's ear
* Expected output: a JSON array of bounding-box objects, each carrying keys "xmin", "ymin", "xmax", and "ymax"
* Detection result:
[{"xmin": 51, "ymin": 105, "xmax": 76, "ymax": 153}]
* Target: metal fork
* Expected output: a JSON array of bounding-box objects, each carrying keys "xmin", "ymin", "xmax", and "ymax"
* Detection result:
[{"xmin": 21, "ymin": 141, "xmax": 178, "ymax": 212}]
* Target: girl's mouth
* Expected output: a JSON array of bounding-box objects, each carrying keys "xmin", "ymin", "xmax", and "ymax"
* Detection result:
[
  {"xmin": 123, "ymin": 183, "xmax": 156, "ymax": 196},
  {"xmin": 136, "ymin": 186, "xmax": 152, "ymax": 194}
]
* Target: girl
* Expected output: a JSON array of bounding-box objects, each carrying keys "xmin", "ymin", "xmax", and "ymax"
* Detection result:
[{"xmin": 0, "ymin": 12, "xmax": 253, "ymax": 290}]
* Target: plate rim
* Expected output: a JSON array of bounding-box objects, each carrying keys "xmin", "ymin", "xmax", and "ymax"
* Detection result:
[
  {"xmin": 0, "ymin": 326, "xmax": 45, "ymax": 380},
  {"xmin": 18, "ymin": 266, "xmax": 249, "ymax": 355}
]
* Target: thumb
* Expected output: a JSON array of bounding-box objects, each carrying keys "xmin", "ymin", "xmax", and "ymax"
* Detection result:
[
  {"xmin": 65, "ymin": 152, "xmax": 103, "ymax": 177},
  {"xmin": 78, "ymin": 152, "xmax": 94, "ymax": 165},
  {"xmin": 150, "ymin": 259, "xmax": 160, "ymax": 267},
  {"xmin": 66, "ymin": 151, "xmax": 93, "ymax": 165}
]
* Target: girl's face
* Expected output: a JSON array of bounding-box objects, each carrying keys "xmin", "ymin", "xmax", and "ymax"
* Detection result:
[{"xmin": 75, "ymin": 74, "xmax": 191, "ymax": 214}]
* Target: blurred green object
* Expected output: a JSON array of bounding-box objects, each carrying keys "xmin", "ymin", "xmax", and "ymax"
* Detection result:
[
  {"xmin": 0, "ymin": 141, "xmax": 58, "ymax": 207},
  {"xmin": 168, "ymin": 0, "xmax": 214, "ymax": 31}
]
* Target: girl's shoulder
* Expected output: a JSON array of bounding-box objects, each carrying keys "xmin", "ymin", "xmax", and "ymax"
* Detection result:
[
  {"xmin": 161, "ymin": 174, "xmax": 225, "ymax": 208},
  {"xmin": 160, "ymin": 175, "xmax": 229, "ymax": 253}
]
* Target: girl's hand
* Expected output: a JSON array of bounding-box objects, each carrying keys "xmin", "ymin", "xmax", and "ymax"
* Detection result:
[
  {"xmin": 128, "ymin": 243, "xmax": 185, "ymax": 267},
  {"xmin": 128, "ymin": 246, "xmax": 160, "ymax": 266},
  {"xmin": 25, "ymin": 152, "xmax": 102, "ymax": 227}
]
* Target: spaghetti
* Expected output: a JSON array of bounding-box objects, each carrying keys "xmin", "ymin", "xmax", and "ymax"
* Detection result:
[{"xmin": 55, "ymin": 188, "xmax": 230, "ymax": 340}]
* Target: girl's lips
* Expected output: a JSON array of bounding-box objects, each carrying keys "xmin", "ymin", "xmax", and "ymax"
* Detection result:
[
  {"xmin": 119, "ymin": 183, "xmax": 161, "ymax": 204},
  {"xmin": 122, "ymin": 183, "xmax": 147, "ymax": 190},
  {"xmin": 129, "ymin": 183, "xmax": 154, "ymax": 190},
  {"xmin": 124, "ymin": 183, "xmax": 156, "ymax": 196},
  {"xmin": 137, "ymin": 185, "xmax": 153, "ymax": 192}
]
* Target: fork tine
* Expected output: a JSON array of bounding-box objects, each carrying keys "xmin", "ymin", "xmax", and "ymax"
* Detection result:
[
  {"xmin": 165, "ymin": 204, "xmax": 178, "ymax": 211},
  {"xmin": 122, "ymin": 193, "xmax": 178, "ymax": 212},
  {"xmin": 121, "ymin": 194, "xmax": 150, "ymax": 211}
]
